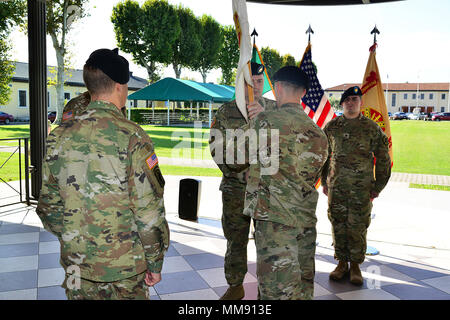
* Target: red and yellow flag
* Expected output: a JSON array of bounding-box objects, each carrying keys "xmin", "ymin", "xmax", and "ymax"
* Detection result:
[{"xmin": 360, "ymin": 43, "xmax": 394, "ymax": 167}]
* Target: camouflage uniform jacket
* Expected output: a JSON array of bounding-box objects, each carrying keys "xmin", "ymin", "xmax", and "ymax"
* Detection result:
[
  {"xmin": 320, "ymin": 114, "xmax": 391, "ymax": 193},
  {"xmin": 61, "ymin": 91, "xmax": 90, "ymax": 122},
  {"xmin": 243, "ymin": 103, "xmax": 329, "ymax": 228},
  {"xmin": 209, "ymin": 97, "xmax": 277, "ymax": 193},
  {"xmin": 36, "ymin": 100, "xmax": 170, "ymax": 282}
]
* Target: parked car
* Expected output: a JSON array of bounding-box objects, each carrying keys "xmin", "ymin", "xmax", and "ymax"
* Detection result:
[
  {"xmin": 418, "ymin": 112, "xmax": 428, "ymax": 120},
  {"xmin": 0, "ymin": 111, "xmax": 14, "ymax": 124},
  {"xmin": 408, "ymin": 113, "xmax": 420, "ymax": 120},
  {"xmin": 432, "ymin": 112, "xmax": 450, "ymax": 121},
  {"xmin": 48, "ymin": 111, "xmax": 56, "ymax": 123},
  {"xmin": 392, "ymin": 112, "xmax": 408, "ymax": 120}
]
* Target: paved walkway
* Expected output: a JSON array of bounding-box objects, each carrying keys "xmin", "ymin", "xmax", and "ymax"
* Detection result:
[
  {"xmin": 0, "ymin": 177, "xmax": 449, "ymax": 300},
  {"xmin": 158, "ymin": 157, "xmax": 450, "ymax": 186}
]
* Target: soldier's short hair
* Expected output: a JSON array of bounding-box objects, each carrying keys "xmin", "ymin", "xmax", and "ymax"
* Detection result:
[
  {"xmin": 277, "ymin": 80, "xmax": 306, "ymax": 94},
  {"xmin": 83, "ymin": 64, "xmax": 116, "ymax": 96}
]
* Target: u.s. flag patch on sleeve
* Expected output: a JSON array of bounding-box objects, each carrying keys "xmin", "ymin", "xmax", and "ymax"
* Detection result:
[
  {"xmin": 62, "ymin": 111, "xmax": 73, "ymax": 121},
  {"xmin": 146, "ymin": 152, "xmax": 159, "ymax": 170}
]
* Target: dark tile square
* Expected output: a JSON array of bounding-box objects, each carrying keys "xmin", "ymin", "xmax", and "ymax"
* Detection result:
[
  {"xmin": 39, "ymin": 231, "xmax": 58, "ymax": 242},
  {"xmin": 0, "ymin": 224, "xmax": 40, "ymax": 234},
  {"xmin": 0, "ymin": 270, "xmax": 38, "ymax": 292},
  {"xmin": 39, "ymin": 253, "xmax": 62, "ymax": 269},
  {"xmin": 386, "ymin": 263, "xmax": 449, "ymax": 280},
  {"xmin": 314, "ymin": 271, "xmax": 368, "ymax": 294},
  {"xmin": 382, "ymin": 281, "xmax": 450, "ymax": 300},
  {"xmin": 153, "ymin": 271, "xmax": 209, "ymax": 295},
  {"xmin": 37, "ymin": 285, "xmax": 67, "ymax": 300},
  {"xmin": 184, "ymin": 253, "xmax": 224, "ymax": 270},
  {"xmin": 0, "ymin": 243, "xmax": 39, "ymax": 258}
]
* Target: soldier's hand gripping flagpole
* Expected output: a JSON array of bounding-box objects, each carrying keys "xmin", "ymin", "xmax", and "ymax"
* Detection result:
[{"xmin": 232, "ymin": 0, "xmax": 253, "ymax": 122}]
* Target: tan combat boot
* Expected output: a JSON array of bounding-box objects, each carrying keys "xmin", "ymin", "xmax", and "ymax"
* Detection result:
[
  {"xmin": 349, "ymin": 262, "xmax": 364, "ymax": 285},
  {"xmin": 219, "ymin": 284, "xmax": 245, "ymax": 300},
  {"xmin": 329, "ymin": 260, "xmax": 349, "ymax": 281}
]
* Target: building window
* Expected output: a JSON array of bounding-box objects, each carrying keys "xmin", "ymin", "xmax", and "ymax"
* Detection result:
[
  {"xmin": 442, "ymin": 107, "xmax": 445, "ymax": 112},
  {"xmin": 412, "ymin": 93, "xmax": 416, "ymax": 99},
  {"xmin": 442, "ymin": 93, "xmax": 446, "ymax": 100},
  {"xmin": 420, "ymin": 93, "xmax": 424, "ymax": 100},
  {"xmin": 19, "ymin": 90, "xmax": 27, "ymax": 107},
  {"xmin": 64, "ymin": 92, "xmax": 71, "ymax": 101},
  {"xmin": 404, "ymin": 93, "xmax": 408, "ymax": 99},
  {"xmin": 429, "ymin": 93, "xmax": 433, "ymax": 99},
  {"xmin": 391, "ymin": 93, "xmax": 396, "ymax": 107}
]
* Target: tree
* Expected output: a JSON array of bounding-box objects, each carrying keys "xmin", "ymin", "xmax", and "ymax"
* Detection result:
[
  {"xmin": 46, "ymin": 0, "xmax": 89, "ymax": 124},
  {"xmin": 0, "ymin": 0, "xmax": 26, "ymax": 105},
  {"xmin": 193, "ymin": 14, "xmax": 223, "ymax": 83},
  {"xmin": 112, "ymin": 0, "xmax": 180, "ymax": 83},
  {"xmin": 329, "ymin": 96, "xmax": 342, "ymax": 111},
  {"xmin": 260, "ymin": 47, "xmax": 283, "ymax": 80},
  {"xmin": 217, "ymin": 25, "xmax": 239, "ymax": 86},
  {"xmin": 282, "ymin": 54, "xmax": 296, "ymax": 67},
  {"xmin": 171, "ymin": 5, "xmax": 201, "ymax": 79}
]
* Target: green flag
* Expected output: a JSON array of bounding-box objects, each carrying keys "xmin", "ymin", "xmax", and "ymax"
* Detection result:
[{"xmin": 252, "ymin": 44, "xmax": 275, "ymax": 96}]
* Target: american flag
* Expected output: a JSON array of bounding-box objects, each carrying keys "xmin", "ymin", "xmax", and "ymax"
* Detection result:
[
  {"xmin": 146, "ymin": 153, "xmax": 159, "ymax": 170},
  {"xmin": 299, "ymin": 44, "xmax": 336, "ymax": 128}
]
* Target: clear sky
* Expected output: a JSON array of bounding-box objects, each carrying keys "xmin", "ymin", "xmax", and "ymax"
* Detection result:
[{"xmin": 9, "ymin": 0, "xmax": 450, "ymax": 89}]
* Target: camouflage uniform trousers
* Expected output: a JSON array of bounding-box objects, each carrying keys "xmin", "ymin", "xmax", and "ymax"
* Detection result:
[
  {"xmin": 254, "ymin": 220, "xmax": 316, "ymax": 300},
  {"xmin": 62, "ymin": 271, "xmax": 149, "ymax": 300},
  {"xmin": 222, "ymin": 187, "xmax": 251, "ymax": 287},
  {"xmin": 327, "ymin": 185, "xmax": 373, "ymax": 264}
]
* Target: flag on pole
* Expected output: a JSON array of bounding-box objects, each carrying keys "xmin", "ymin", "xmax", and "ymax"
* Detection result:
[
  {"xmin": 298, "ymin": 43, "xmax": 336, "ymax": 129},
  {"xmin": 360, "ymin": 43, "xmax": 394, "ymax": 166},
  {"xmin": 251, "ymin": 44, "xmax": 276, "ymax": 98},
  {"xmin": 232, "ymin": 0, "xmax": 252, "ymax": 122}
]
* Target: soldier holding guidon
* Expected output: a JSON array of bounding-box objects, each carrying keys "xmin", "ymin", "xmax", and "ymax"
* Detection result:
[{"xmin": 209, "ymin": 62, "xmax": 277, "ymax": 300}]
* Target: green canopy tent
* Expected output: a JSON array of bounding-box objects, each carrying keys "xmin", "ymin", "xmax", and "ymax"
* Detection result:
[{"xmin": 127, "ymin": 77, "xmax": 234, "ymax": 126}]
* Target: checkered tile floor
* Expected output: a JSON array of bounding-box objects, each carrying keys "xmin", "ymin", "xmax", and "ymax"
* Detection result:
[{"xmin": 1, "ymin": 210, "xmax": 449, "ymax": 300}]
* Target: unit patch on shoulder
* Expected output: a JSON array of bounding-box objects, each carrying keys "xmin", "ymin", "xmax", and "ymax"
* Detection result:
[
  {"xmin": 62, "ymin": 111, "xmax": 73, "ymax": 121},
  {"xmin": 146, "ymin": 152, "xmax": 159, "ymax": 170}
]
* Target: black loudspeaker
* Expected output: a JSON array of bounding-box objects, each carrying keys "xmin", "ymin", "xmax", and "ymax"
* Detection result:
[{"xmin": 178, "ymin": 179, "xmax": 202, "ymax": 221}]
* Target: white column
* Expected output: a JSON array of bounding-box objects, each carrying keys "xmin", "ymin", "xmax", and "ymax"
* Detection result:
[
  {"xmin": 208, "ymin": 101, "xmax": 212, "ymax": 128},
  {"xmin": 166, "ymin": 100, "xmax": 170, "ymax": 126}
]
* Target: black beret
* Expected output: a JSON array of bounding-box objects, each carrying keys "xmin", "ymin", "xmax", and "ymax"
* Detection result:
[
  {"xmin": 251, "ymin": 62, "xmax": 265, "ymax": 76},
  {"xmin": 273, "ymin": 66, "xmax": 310, "ymax": 91},
  {"xmin": 85, "ymin": 48, "xmax": 130, "ymax": 84},
  {"xmin": 340, "ymin": 86, "xmax": 362, "ymax": 105}
]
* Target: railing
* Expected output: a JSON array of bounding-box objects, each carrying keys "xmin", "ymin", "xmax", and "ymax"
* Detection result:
[
  {"xmin": 139, "ymin": 112, "xmax": 211, "ymax": 125},
  {"xmin": 0, "ymin": 138, "xmax": 31, "ymax": 208}
]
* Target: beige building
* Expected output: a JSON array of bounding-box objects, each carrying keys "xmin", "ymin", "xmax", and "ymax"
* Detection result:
[
  {"xmin": 326, "ymin": 83, "xmax": 450, "ymax": 114},
  {"xmin": 0, "ymin": 62, "xmax": 148, "ymax": 120}
]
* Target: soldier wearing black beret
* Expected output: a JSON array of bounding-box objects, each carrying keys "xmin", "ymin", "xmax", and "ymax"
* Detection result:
[
  {"xmin": 37, "ymin": 48, "xmax": 170, "ymax": 300},
  {"xmin": 339, "ymin": 86, "xmax": 363, "ymax": 106},
  {"xmin": 208, "ymin": 60, "xmax": 277, "ymax": 300},
  {"xmin": 243, "ymin": 65, "xmax": 329, "ymax": 299},
  {"xmin": 321, "ymin": 84, "xmax": 391, "ymax": 286}
]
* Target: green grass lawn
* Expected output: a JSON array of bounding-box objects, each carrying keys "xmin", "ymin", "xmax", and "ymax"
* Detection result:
[
  {"xmin": 1, "ymin": 121, "xmax": 449, "ymax": 180},
  {"xmin": 390, "ymin": 121, "xmax": 450, "ymax": 175}
]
